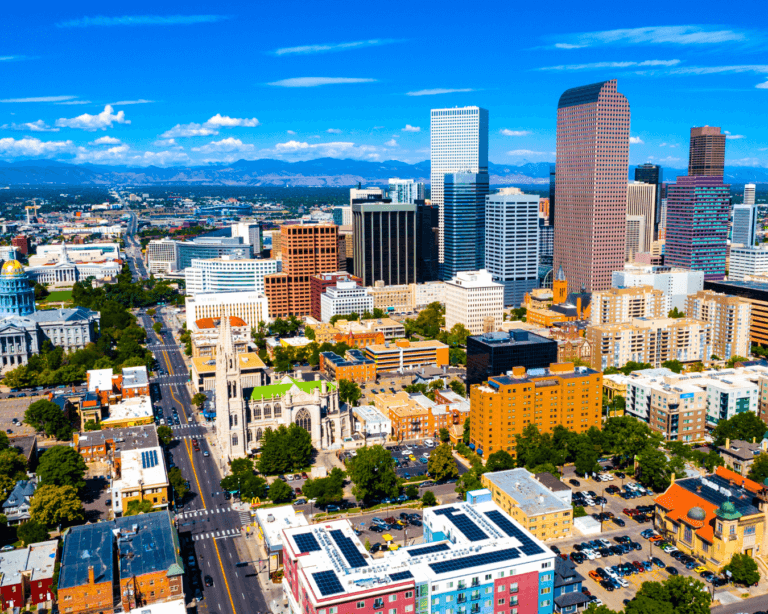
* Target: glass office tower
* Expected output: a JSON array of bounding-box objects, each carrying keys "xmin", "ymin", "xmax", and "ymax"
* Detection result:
[{"xmin": 441, "ymin": 172, "xmax": 489, "ymax": 280}]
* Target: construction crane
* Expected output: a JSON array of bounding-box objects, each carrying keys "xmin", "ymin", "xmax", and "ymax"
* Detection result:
[{"xmin": 25, "ymin": 204, "xmax": 40, "ymax": 224}]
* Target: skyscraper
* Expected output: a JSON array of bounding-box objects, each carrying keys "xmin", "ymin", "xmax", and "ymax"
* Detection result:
[
  {"xmin": 388, "ymin": 178, "xmax": 425, "ymax": 204},
  {"xmin": 430, "ymin": 106, "xmax": 489, "ymax": 264},
  {"xmin": 626, "ymin": 181, "xmax": 656, "ymax": 254},
  {"xmin": 744, "ymin": 183, "xmax": 756, "ymax": 206},
  {"xmin": 553, "ymin": 79, "xmax": 630, "ymax": 292},
  {"xmin": 416, "ymin": 202, "xmax": 439, "ymax": 282},
  {"xmin": 548, "ymin": 164, "xmax": 556, "ymax": 227},
  {"xmin": 441, "ymin": 172, "xmax": 489, "ymax": 280},
  {"xmin": 634, "ymin": 163, "xmax": 663, "ymax": 239},
  {"xmin": 732, "ymin": 203, "xmax": 757, "ymax": 247},
  {"xmin": 485, "ymin": 188, "xmax": 539, "ymax": 307},
  {"xmin": 688, "ymin": 126, "xmax": 726, "ymax": 177}
]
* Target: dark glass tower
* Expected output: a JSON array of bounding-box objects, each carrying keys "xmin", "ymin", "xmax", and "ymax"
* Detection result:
[
  {"xmin": 441, "ymin": 172, "xmax": 489, "ymax": 280},
  {"xmin": 634, "ymin": 163, "xmax": 663, "ymax": 240},
  {"xmin": 416, "ymin": 201, "xmax": 439, "ymax": 282}
]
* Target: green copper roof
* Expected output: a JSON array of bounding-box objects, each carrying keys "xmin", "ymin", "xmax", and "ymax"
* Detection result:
[
  {"xmin": 715, "ymin": 501, "xmax": 742, "ymax": 521},
  {"xmin": 250, "ymin": 377, "xmax": 336, "ymax": 401}
]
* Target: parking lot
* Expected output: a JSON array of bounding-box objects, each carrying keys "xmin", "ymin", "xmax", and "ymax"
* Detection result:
[{"xmin": 0, "ymin": 394, "xmax": 47, "ymax": 437}]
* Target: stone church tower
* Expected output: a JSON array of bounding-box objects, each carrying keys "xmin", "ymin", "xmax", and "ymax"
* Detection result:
[{"xmin": 214, "ymin": 316, "xmax": 247, "ymax": 461}]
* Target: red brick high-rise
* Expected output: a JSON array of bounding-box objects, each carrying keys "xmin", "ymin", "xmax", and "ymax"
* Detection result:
[
  {"xmin": 264, "ymin": 224, "xmax": 338, "ymax": 318},
  {"xmin": 309, "ymin": 272, "xmax": 361, "ymax": 321},
  {"xmin": 688, "ymin": 126, "xmax": 725, "ymax": 177},
  {"xmin": 11, "ymin": 235, "xmax": 29, "ymax": 256},
  {"xmin": 553, "ymin": 79, "xmax": 630, "ymax": 292}
]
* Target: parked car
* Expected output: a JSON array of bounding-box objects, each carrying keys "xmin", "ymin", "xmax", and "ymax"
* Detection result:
[{"xmin": 666, "ymin": 567, "xmax": 679, "ymax": 575}]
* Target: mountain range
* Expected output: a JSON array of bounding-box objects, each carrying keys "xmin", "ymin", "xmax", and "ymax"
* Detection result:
[{"xmin": 0, "ymin": 158, "xmax": 765, "ymax": 186}]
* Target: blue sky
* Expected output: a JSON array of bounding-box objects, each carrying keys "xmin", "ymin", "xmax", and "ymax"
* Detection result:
[{"xmin": 1, "ymin": 0, "xmax": 766, "ymax": 168}]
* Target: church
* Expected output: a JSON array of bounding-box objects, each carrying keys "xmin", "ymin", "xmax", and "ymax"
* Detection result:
[{"xmin": 213, "ymin": 316, "xmax": 351, "ymax": 460}]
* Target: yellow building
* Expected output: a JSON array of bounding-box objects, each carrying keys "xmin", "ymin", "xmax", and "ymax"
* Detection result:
[
  {"xmin": 654, "ymin": 466, "xmax": 767, "ymax": 571},
  {"xmin": 112, "ymin": 445, "xmax": 170, "ymax": 516},
  {"xmin": 469, "ymin": 362, "xmax": 602, "ymax": 457},
  {"xmin": 191, "ymin": 352, "xmax": 267, "ymax": 391},
  {"xmin": 524, "ymin": 267, "xmax": 591, "ymax": 327},
  {"xmin": 305, "ymin": 321, "xmax": 341, "ymax": 344},
  {"xmin": 365, "ymin": 339, "xmax": 449, "ymax": 372},
  {"xmin": 481, "ymin": 469, "xmax": 573, "ymax": 541}
]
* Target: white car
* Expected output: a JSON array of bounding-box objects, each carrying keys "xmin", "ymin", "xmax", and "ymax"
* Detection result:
[
  {"xmin": 591, "ymin": 599, "xmax": 603, "ymax": 608},
  {"xmin": 598, "ymin": 539, "xmax": 611, "ymax": 548},
  {"xmin": 401, "ymin": 450, "xmax": 411, "ymax": 456},
  {"xmin": 582, "ymin": 549, "xmax": 596, "ymax": 560},
  {"xmin": 424, "ymin": 439, "xmax": 435, "ymax": 447},
  {"xmin": 605, "ymin": 569, "xmax": 618, "ymax": 580},
  {"xmin": 616, "ymin": 578, "xmax": 628, "ymax": 588}
]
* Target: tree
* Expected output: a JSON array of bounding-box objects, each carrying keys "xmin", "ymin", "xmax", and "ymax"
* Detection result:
[
  {"xmin": 603, "ymin": 416, "xmax": 661, "ymax": 463},
  {"xmin": 168, "ymin": 467, "xmax": 189, "ymax": 499},
  {"xmin": 427, "ymin": 444, "xmax": 459, "ymax": 481},
  {"xmin": 625, "ymin": 575, "xmax": 710, "ymax": 614},
  {"xmin": 421, "ymin": 490, "xmax": 437, "ymax": 507},
  {"xmin": 347, "ymin": 445, "xmax": 399, "ymax": 503},
  {"xmin": 82, "ymin": 419, "xmax": 100, "ymax": 432},
  {"xmin": 711, "ymin": 412, "xmax": 767, "ymax": 447},
  {"xmin": 661, "ymin": 360, "xmax": 683, "ymax": 374},
  {"xmin": 486, "ymin": 450, "xmax": 516, "ymax": 472},
  {"xmin": 125, "ymin": 499, "xmax": 154, "ymax": 516},
  {"xmin": 147, "ymin": 308, "xmax": 156, "ymax": 316},
  {"xmin": 157, "ymin": 425, "xmax": 173, "ymax": 446},
  {"xmin": 636, "ymin": 446, "xmax": 686, "ymax": 492},
  {"xmin": 462, "ymin": 418, "xmax": 470, "ymax": 445},
  {"xmin": 439, "ymin": 427, "xmax": 450, "ymax": 444},
  {"xmin": 338, "ymin": 379, "xmax": 362, "ymax": 407},
  {"xmin": 16, "ymin": 520, "xmax": 50, "ymax": 545},
  {"xmin": 191, "ymin": 393, "xmax": 207, "ymax": 408},
  {"xmin": 449, "ymin": 380, "xmax": 466, "ymax": 398},
  {"xmin": 268, "ymin": 478, "xmax": 294, "ymax": 503},
  {"xmin": 302, "ymin": 468, "xmax": 346, "ymax": 506},
  {"xmin": 152, "ymin": 322, "xmax": 162, "ymax": 334},
  {"xmin": 304, "ymin": 326, "xmax": 316, "ymax": 340},
  {"xmin": 668, "ymin": 307, "xmax": 685, "ymax": 318},
  {"xmin": 574, "ymin": 441, "xmax": 600, "ymax": 476},
  {"xmin": 455, "ymin": 467, "xmax": 485, "ymax": 498},
  {"xmin": 257, "ymin": 424, "xmax": 314, "ymax": 475},
  {"xmin": 584, "ymin": 605, "xmax": 620, "ymax": 614},
  {"xmin": 240, "ymin": 474, "xmax": 268, "ymax": 500},
  {"xmin": 724, "ymin": 552, "xmax": 760, "ymax": 586},
  {"xmin": 727, "ymin": 355, "xmax": 749, "ymax": 368},
  {"xmin": 24, "ymin": 399, "xmax": 73, "ymax": 440},
  {"xmin": 37, "ymin": 446, "xmax": 87, "ymax": 493},
  {"xmin": 405, "ymin": 485, "xmax": 419, "ymax": 499},
  {"xmin": 33, "ymin": 283, "xmax": 49, "ymax": 301},
  {"xmin": 0, "ymin": 449, "xmax": 29, "ymax": 483},
  {"xmin": 30, "ymin": 485, "xmax": 84, "ymax": 526}
]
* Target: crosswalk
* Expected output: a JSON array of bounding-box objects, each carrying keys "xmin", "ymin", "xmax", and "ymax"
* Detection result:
[
  {"xmin": 239, "ymin": 510, "xmax": 253, "ymax": 525},
  {"xmin": 178, "ymin": 506, "xmax": 235, "ymax": 518},
  {"xmin": 175, "ymin": 432, "xmax": 208, "ymax": 438},
  {"xmin": 193, "ymin": 529, "xmax": 241, "ymax": 541},
  {"xmin": 171, "ymin": 424, "xmax": 197, "ymax": 430}
]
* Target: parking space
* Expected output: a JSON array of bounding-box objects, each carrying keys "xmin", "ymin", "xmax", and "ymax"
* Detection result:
[
  {"xmin": 388, "ymin": 442, "xmax": 440, "ymax": 479},
  {"xmin": 0, "ymin": 395, "xmax": 46, "ymax": 437}
]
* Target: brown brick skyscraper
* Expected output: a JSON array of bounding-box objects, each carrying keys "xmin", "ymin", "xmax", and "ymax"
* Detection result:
[
  {"xmin": 553, "ymin": 79, "xmax": 630, "ymax": 292},
  {"xmin": 688, "ymin": 126, "xmax": 725, "ymax": 176},
  {"xmin": 264, "ymin": 224, "xmax": 338, "ymax": 318}
]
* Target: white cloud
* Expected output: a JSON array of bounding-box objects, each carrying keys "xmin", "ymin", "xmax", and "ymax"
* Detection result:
[
  {"xmin": 153, "ymin": 138, "xmax": 177, "ymax": 147},
  {"xmin": 1, "ymin": 120, "xmax": 59, "ymax": 132},
  {"xmin": 402, "ymin": 125, "xmax": 421, "ymax": 133},
  {"xmin": 658, "ymin": 156, "xmax": 682, "ymax": 163},
  {"xmin": 729, "ymin": 157, "xmax": 763, "ymax": 167},
  {"xmin": 373, "ymin": 126, "xmax": 385, "ymax": 129},
  {"xmin": 191, "ymin": 138, "xmax": 255, "ymax": 153},
  {"xmin": 553, "ymin": 26, "xmax": 747, "ymax": 48},
  {"xmin": 0, "ymin": 56, "xmax": 30, "ymax": 62},
  {"xmin": 287, "ymin": 130, "xmax": 296, "ymax": 135},
  {"xmin": 726, "ymin": 134, "xmax": 746, "ymax": 140},
  {"xmin": 0, "ymin": 96, "xmax": 77, "ymax": 103},
  {"xmin": 57, "ymin": 15, "xmax": 230, "ymax": 28},
  {"xmin": 161, "ymin": 123, "xmax": 217, "ymax": 138},
  {"xmin": 540, "ymin": 59, "xmax": 680, "ymax": 71},
  {"xmin": 500, "ymin": 129, "xmax": 531, "ymax": 137},
  {"xmin": 56, "ymin": 105, "xmax": 130, "ymax": 131},
  {"xmin": 327, "ymin": 128, "xmax": 342, "ymax": 134},
  {"xmin": 269, "ymin": 140, "xmax": 382, "ymax": 161},
  {"xmin": 385, "ymin": 139, "xmax": 398, "ymax": 147},
  {"xmin": 140, "ymin": 150, "xmax": 190, "ymax": 165},
  {"xmin": 629, "ymin": 136, "xmax": 644, "ymax": 144},
  {"xmin": 272, "ymin": 39, "xmax": 399, "ymax": 56},
  {"xmin": 507, "ymin": 149, "xmax": 546, "ymax": 156},
  {"xmin": 669, "ymin": 64, "xmax": 768, "ymax": 75},
  {"xmin": 55, "ymin": 100, "xmax": 92, "ymax": 105},
  {"xmin": 405, "ymin": 88, "xmax": 473, "ymax": 96},
  {"xmin": 160, "ymin": 113, "xmax": 260, "ymax": 138},
  {"xmin": 205, "ymin": 113, "xmax": 259, "ymax": 127},
  {"xmin": 267, "ymin": 77, "xmax": 377, "ymax": 88},
  {"xmin": 108, "ymin": 99, "xmax": 154, "ymax": 105},
  {"xmin": 757, "ymin": 81, "xmax": 768, "ymax": 89},
  {"xmin": 74, "ymin": 144, "xmax": 131, "ymax": 162},
  {"xmin": 92, "ymin": 136, "xmax": 121, "ymax": 145},
  {"xmin": 0, "ymin": 137, "xmax": 73, "ymax": 158}
]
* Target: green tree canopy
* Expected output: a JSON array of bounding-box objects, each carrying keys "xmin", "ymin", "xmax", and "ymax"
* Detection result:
[
  {"xmin": 421, "ymin": 490, "xmax": 437, "ymax": 507},
  {"xmin": 748, "ymin": 453, "xmax": 768, "ymax": 484},
  {"xmin": 257, "ymin": 424, "xmax": 314, "ymax": 475},
  {"xmin": 24, "ymin": 399, "xmax": 73, "ymax": 441},
  {"xmin": 125, "ymin": 499, "xmax": 154, "ymax": 515},
  {"xmin": 157, "ymin": 425, "xmax": 173, "ymax": 446},
  {"xmin": 439, "ymin": 427, "xmax": 450, "ymax": 443},
  {"xmin": 661, "ymin": 360, "xmax": 683, "ymax": 374},
  {"xmin": 486, "ymin": 450, "xmax": 516, "ymax": 472},
  {"xmin": 625, "ymin": 575, "xmax": 710, "ymax": 614},
  {"xmin": 668, "ymin": 307, "xmax": 685, "ymax": 319},
  {"xmin": 30, "ymin": 484, "xmax": 85, "ymax": 526},
  {"xmin": 427, "ymin": 444, "xmax": 459, "ymax": 481},
  {"xmin": 302, "ymin": 468, "xmax": 346, "ymax": 506},
  {"xmin": 462, "ymin": 417, "xmax": 470, "ymax": 445},
  {"xmin": 711, "ymin": 411, "xmax": 767, "ymax": 447},
  {"xmin": 449, "ymin": 380, "xmax": 466, "ymax": 398},
  {"xmin": 268, "ymin": 478, "xmax": 294, "ymax": 503},
  {"xmin": 168, "ymin": 466, "xmax": 189, "ymax": 499},
  {"xmin": 338, "ymin": 379, "xmax": 363, "ymax": 407},
  {"xmin": 724, "ymin": 552, "xmax": 760, "ymax": 586},
  {"xmin": 347, "ymin": 445, "xmax": 399, "ymax": 503},
  {"xmin": 36, "ymin": 445, "xmax": 87, "ymax": 493},
  {"xmin": 16, "ymin": 519, "xmax": 50, "ymax": 545},
  {"xmin": 636, "ymin": 447, "xmax": 686, "ymax": 492},
  {"xmin": 192, "ymin": 393, "xmax": 207, "ymax": 408}
]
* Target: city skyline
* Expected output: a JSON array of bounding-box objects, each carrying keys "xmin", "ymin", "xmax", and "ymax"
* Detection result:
[{"xmin": 0, "ymin": 2, "xmax": 766, "ymax": 168}]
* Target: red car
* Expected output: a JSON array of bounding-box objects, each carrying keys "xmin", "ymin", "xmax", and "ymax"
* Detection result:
[{"xmin": 632, "ymin": 561, "xmax": 645, "ymax": 572}]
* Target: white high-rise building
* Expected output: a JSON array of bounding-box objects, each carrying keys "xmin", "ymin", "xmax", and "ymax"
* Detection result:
[
  {"xmin": 744, "ymin": 183, "xmax": 756, "ymax": 206},
  {"xmin": 444, "ymin": 269, "xmax": 503, "ymax": 335},
  {"xmin": 484, "ymin": 188, "xmax": 539, "ymax": 307},
  {"xmin": 430, "ymin": 106, "xmax": 489, "ymax": 264},
  {"xmin": 729, "ymin": 244, "xmax": 768, "ymax": 281},
  {"xmin": 231, "ymin": 222, "xmax": 262, "ymax": 251},
  {"xmin": 185, "ymin": 291, "xmax": 270, "ymax": 330},
  {"xmin": 185, "ymin": 257, "xmax": 280, "ymax": 297},
  {"xmin": 612, "ymin": 264, "xmax": 704, "ymax": 311},
  {"xmin": 349, "ymin": 187, "xmax": 384, "ymax": 204},
  {"xmin": 320, "ymin": 280, "xmax": 374, "ymax": 323},
  {"xmin": 146, "ymin": 239, "xmax": 178, "ymax": 274},
  {"xmin": 626, "ymin": 181, "xmax": 656, "ymax": 254},
  {"xmin": 732, "ymin": 204, "xmax": 757, "ymax": 247},
  {"xmin": 388, "ymin": 178, "xmax": 425, "ymax": 204}
]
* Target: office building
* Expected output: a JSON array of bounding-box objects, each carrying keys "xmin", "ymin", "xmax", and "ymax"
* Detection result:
[
  {"xmin": 729, "ymin": 244, "xmax": 768, "ymax": 281},
  {"xmin": 231, "ymin": 221, "xmax": 262, "ymax": 251},
  {"xmin": 744, "ymin": 183, "xmax": 757, "ymax": 206},
  {"xmin": 539, "ymin": 221, "xmax": 554, "ymax": 258},
  {"xmin": 485, "ymin": 188, "xmax": 539, "ymax": 307},
  {"xmin": 319, "ymin": 349, "xmax": 376, "ymax": 383},
  {"xmin": 349, "ymin": 186, "xmax": 384, "ymax": 204},
  {"xmin": 320, "ymin": 280, "xmax": 374, "ymax": 323},
  {"xmin": 309, "ymin": 272, "xmax": 361, "ymax": 321},
  {"xmin": 0, "ymin": 246, "xmax": 17, "ymax": 262},
  {"xmin": 352, "ymin": 202, "xmax": 417, "ymax": 286},
  {"xmin": 445, "ymin": 269, "xmax": 504, "ymax": 335},
  {"xmin": 548, "ymin": 164, "xmax": 556, "ymax": 226},
  {"xmin": 689, "ymin": 126, "xmax": 726, "ymax": 176},
  {"xmin": 732, "ymin": 203, "xmax": 757, "ymax": 247},
  {"xmin": 185, "ymin": 290, "xmax": 269, "ymax": 330},
  {"xmin": 554, "ymin": 80, "xmax": 630, "ymax": 292},
  {"xmin": 466, "ymin": 330, "xmax": 559, "ymax": 388},
  {"xmin": 666, "ymin": 176, "xmax": 730, "ymax": 280},
  {"xmin": 589, "ymin": 286, "xmax": 667, "ymax": 326},
  {"xmin": 184, "ymin": 256, "xmax": 280, "ymax": 297},
  {"xmin": 685, "ymin": 290, "xmax": 751, "ymax": 360},
  {"xmin": 626, "ymin": 181, "xmax": 656, "ymax": 255},
  {"xmin": 586, "ymin": 317, "xmax": 712, "ymax": 371},
  {"xmin": 625, "ymin": 215, "xmax": 646, "ymax": 262},
  {"xmin": 416, "ymin": 201, "xmax": 439, "ymax": 282},
  {"xmin": 634, "ymin": 163, "xmax": 663, "ymax": 239},
  {"xmin": 282, "ymin": 500, "xmax": 556, "ymax": 614},
  {"xmin": 613, "ymin": 264, "xmax": 704, "ymax": 311},
  {"xmin": 430, "ymin": 106, "xmax": 489, "ymax": 264},
  {"xmin": 469, "ymin": 363, "xmax": 602, "ymax": 457},
  {"xmin": 332, "ymin": 206, "xmax": 352, "ymax": 226},
  {"xmin": 145, "ymin": 238, "xmax": 178, "ymax": 274},
  {"xmin": 704, "ymin": 279, "xmax": 768, "ymax": 348},
  {"xmin": 388, "ymin": 178, "xmax": 425, "ymax": 203},
  {"xmin": 441, "ymin": 172, "xmax": 489, "ymax": 280},
  {"xmin": 146, "ymin": 236, "xmax": 252, "ymax": 273},
  {"xmin": 365, "ymin": 339, "xmax": 449, "ymax": 372},
  {"xmin": 263, "ymin": 224, "xmax": 339, "ymax": 318},
  {"xmin": 11, "ymin": 235, "xmax": 28, "ymax": 256}
]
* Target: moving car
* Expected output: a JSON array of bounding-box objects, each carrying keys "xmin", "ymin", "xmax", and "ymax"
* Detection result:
[{"xmin": 204, "ymin": 575, "xmax": 214, "ymax": 587}]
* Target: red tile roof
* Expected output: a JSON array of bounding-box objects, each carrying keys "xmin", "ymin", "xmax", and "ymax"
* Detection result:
[
  {"xmin": 715, "ymin": 466, "xmax": 763, "ymax": 493},
  {"xmin": 195, "ymin": 316, "xmax": 247, "ymax": 329},
  {"xmin": 655, "ymin": 483, "xmax": 717, "ymax": 542}
]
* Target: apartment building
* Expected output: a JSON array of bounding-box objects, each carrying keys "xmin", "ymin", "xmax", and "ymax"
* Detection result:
[
  {"xmin": 719, "ymin": 438, "xmax": 767, "ymax": 477},
  {"xmin": 729, "ymin": 244, "xmax": 768, "ymax": 281},
  {"xmin": 0, "ymin": 540, "xmax": 58, "ymax": 611},
  {"xmin": 319, "ymin": 349, "xmax": 376, "ymax": 384},
  {"xmin": 589, "ymin": 286, "xmax": 667, "ymax": 326},
  {"xmin": 336, "ymin": 317, "xmax": 406, "ymax": 340},
  {"xmin": 685, "ymin": 290, "xmax": 751, "ymax": 360},
  {"xmin": 190, "ymin": 315, "xmax": 251, "ymax": 358},
  {"xmin": 320, "ymin": 280, "xmax": 374, "ymax": 323},
  {"xmin": 374, "ymin": 389, "xmax": 469, "ymax": 441},
  {"xmin": 469, "ymin": 363, "xmax": 602, "ymax": 458},
  {"xmin": 466, "ymin": 330, "xmax": 558, "ymax": 389},
  {"xmin": 370, "ymin": 281, "xmax": 412, "ymax": 312},
  {"xmin": 365, "ymin": 339, "xmax": 449, "ymax": 372},
  {"xmin": 310, "ymin": 272, "xmax": 361, "ymax": 320},
  {"xmin": 445, "ymin": 269, "xmax": 504, "ymax": 335},
  {"xmin": 613, "ymin": 264, "xmax": 704, "ymax": 311},
  {"xmin": 586, "ymin": 317, "xmax": 712, "ymax": 371},
  {"xmin": 704, "ymin": 280, "xmax": 768, "ymax": 347}
]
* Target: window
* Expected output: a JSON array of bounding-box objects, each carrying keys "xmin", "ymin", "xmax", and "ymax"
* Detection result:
[
  {"xmin": 540, "ymin": 601, "xmax": 551, "ymax": 608},
  {"xmin": 405, "ymin": 607, "xmax": 413, "ymax": 613},
  {"xmin": 405, "ymin": 592, "xmax": 413, "ymax": 599},
  {"xmin": 684, "ymin": 525, "xmax": 693, "ymax": 543},
  {"xmin": 541, "ymin": 587, "xmax": 551, "ymax": 595},
  {"xmin": 331, "ymin": 608, "xmax": 339, "ymax": 614},
  {"xmin": 498, "ymin": 599, "xmax": 505, "ymax": 606},
  {"xmin": 358, "ymin": 602, "xmax": 366, "ymax": 609},
  {"xmin": 509, "ymin": 583, "xmax": 518, "ymax": 594},
  {"xmin": 389, "ymin": 609, "xmax": 396, "ymax": 614},
  {"xmin": 485, "ymin": 574, "xmax": 492, "ymax": 581},
  {"xmin": 497, "ymin": 586, "xmax": 505, "ymax": 593},
  {"xmin": 389, "ymin": 596, "xmax": 397, "ymax": 603}
]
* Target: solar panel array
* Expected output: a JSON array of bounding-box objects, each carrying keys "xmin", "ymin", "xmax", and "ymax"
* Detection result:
[
  {"xmin": 141, "ymin": 449, "xmax": 158, "ymax": 469},
  {"xmin": 432, "ymin": 507, "xmax": 489, "ymax": 542},
  {"xmin": 407, "ymin": 543, "xmax": 451, "ymax": 557},
  {"xmin": 485, "ymin": 511, "xmax": 544, "ymax": 556},
  {"xmin": 429, "ymin": 548, "xmax": 522, "ymax": 574},
  {"xmin": 389, "ymin": 571, "xmax": 414, "ymax": 582},
  {"xmin": 330, "ymin": 530, "xmax": 368, "ymax": 568},
  {"xmin": 293, "ymin": 532, "xmax": 321, "ymax": 554},
  {"xmin": 313, "ymin": 570, "xmax": 345, "ymax": 596}
]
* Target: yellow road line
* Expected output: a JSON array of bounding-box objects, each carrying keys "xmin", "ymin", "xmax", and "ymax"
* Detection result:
[{"xmin": 213, "ymin": 536, "xmax": 237, "ymax": 614}]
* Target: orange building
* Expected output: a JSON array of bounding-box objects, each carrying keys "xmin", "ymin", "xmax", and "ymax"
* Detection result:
[
  {"xmin": 333, "ymin": 330, "xmax": 385, "ymax": 348},
  {"xmin": 264, "ymin": 224, "xmax": 339, "ymax": 317},
  {"xmin": 469, "ymin": 362, "xmax": 602, "ymax": 458},
  {"xmin": 375, "ymin": 388, "xmax": 470, "ymax": 442},
  {"xmin": 364, "ymin": 339, "xmax": 449, "ymax": 372},
  {"xmin": 319, "ymin": 349, "xmax": 376, "ymax": 384}
]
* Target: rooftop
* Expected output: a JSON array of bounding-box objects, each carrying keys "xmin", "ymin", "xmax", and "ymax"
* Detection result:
[
  {"xmin": 321, "ymin": 350, "xmax": 374, "ymax": 368},
  {"xmin": 352, "ymin": 405, "xmax": 390, "ymax": 425},
  {"xmin": 250, "ymin": 376, "xmax": 336, "ymax": 401},
  {"xmin": 719, "ymin": 439, "xmax": 765, "ymax": 461},
  {"xmin": 469, "ymin": 330, "xmax": 555, "ymax": 347},
  {"xmin": 255, "ymin": 506, "xmax": 309, "ymax": 552},
  {"xmin": 192, "ymin": 352, "xmax": 266, "ymax": 375},
  {"xmin": 367, "ymin": 339, "xmax": 447, "ymax": 354},
  {"xmin": 101, "ymin": 396, "xmax": 153, "ymax": 426},
  {"xmin": 534, "ymin": 472, "xmax": 570, "ymax": 493},
  {"xmin": 194, "ymin": 315, "xmax": 247, "ymax": 330},
  {"xmin": 483, "ymin": 469, "xmax": 571, "ymax": 516},
  {"xmin": 122, "ymin": 366, "xmax": 148, "ymax": 389},
  {"xmin": 77, "ymin": 424, "xmax": 160, "ymax": 452},
  {"xmin": 0, "ymin": 540, "xmax": 58, "ymax": 587},
  {"xmin": 88, "ymin": 368, "xmax": 114, "ymax": 392}
]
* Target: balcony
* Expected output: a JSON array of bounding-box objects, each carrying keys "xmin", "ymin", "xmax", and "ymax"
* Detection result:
[
  {"xmin": 457, "ymin": 596, "xmax": 467, "ymax": 604},
  {"xmin": 471, "ymin": 579, "xmax": 480, "ymax": 587},
  {"xmin": 374, "ymin": 600, "xmax": 385, "ymax": 610},
  {"xmin": 458, "ymin": 583, "xmax": 467, "ymax": 591},
  {"xmin": 470, "ymin": 593, "xmax": 480, "ymax": 602},
  {"xmin": 471, "ymin": 606, "xmax": 480, "ymax": 614}
]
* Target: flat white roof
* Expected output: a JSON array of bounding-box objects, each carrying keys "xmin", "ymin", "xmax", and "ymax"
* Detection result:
[
  {"xmin": 113, "ymin": 446, "xmax": 168, "ymax": 514},
  {"xmin": 102, "ymin": 396, "xmax": 153, "ymax": 425},
  {"xmin": 255, "ymin": 506, "xmax": 308, "ymax": 552},
  {"xmin": 88, "ymin": 368, "xmax": 113, "ymax": 392}
]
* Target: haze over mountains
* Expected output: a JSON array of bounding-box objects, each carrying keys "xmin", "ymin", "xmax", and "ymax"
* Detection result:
[{"xmin": 0, "ymin": 158, "xmax": 765, "ymax": 187}]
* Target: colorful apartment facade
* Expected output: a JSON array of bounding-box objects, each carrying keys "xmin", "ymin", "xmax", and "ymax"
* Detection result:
[{"xmin": 365, "ymin": 339, "xmax": 449, "ymax": 372}]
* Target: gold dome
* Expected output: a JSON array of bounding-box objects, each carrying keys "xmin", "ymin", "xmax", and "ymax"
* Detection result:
[{"xmin": 1, "ymin": 260, "xmax": 24, "ymax": 276}]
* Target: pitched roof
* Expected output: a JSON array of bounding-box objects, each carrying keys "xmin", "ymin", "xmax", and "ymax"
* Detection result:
[
  {"xmin": 715, "ymin": 465, "xmax": 763, "ymax": 493},
  {"xmin": 655, "ymin": 483, "xmax": 718, "ymax": 542},
  {"xmin": 250, "ymin": 376, "xmax": 336, "ymax": 401},
  {"xmin": 195, "ymin": 315, "xmax": 247, "ymax": 329}
]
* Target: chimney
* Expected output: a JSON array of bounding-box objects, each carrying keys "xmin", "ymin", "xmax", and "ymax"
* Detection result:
[
  {"xmin": 88, "ymin": 565, "xmax": 95, "ymax": 585},
  {"xmin": 671, "ymin": 473, "xmax": 676, "ymax": 485},
  {"xmin": 726, "ymin": 438, "xmax": 730, "ymax": 450}
]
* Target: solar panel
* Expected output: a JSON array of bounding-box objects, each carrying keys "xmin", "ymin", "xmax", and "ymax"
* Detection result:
[
  {"xmin": 141, "ymin": 450, "xmax": 159, "ymax": 469},
  {"xmin": 313, "ymin": 570, "xmax": 345, "ymax": 596},
  {"xmin": 485, "ymin": 511, "xmax": 544, "ymax": 556},
  {"xmin": 330, "ymin": 530, "xmax": 368, "ymax": 568},
  {"xmin": 389, "ymin": 571, "xmax": 414, "ymax": 582},
  {"xmin": 293, "ymin": 533, "xmax": 321, "ymax": 553},
  {"xmin": 429, "ymin": 548, "xmax": 522, "ymax": 574},
  {"xmin": 450, "ymin": 513, "xmax": 488, "ymax": 542},
  {"xmin": 407, "ymin": 543, "xmax": 450, "ymax": 557}
]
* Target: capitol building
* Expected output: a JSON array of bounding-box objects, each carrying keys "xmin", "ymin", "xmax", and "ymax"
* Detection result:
[{"xmin": 0, "ymin": 260, "xmax": 99, "ymax": 371}]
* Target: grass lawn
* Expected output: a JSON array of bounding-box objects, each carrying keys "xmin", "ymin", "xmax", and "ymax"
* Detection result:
[{"xmin": 39, "ymin": 289, "xmax": 73, "ymax": 303}]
